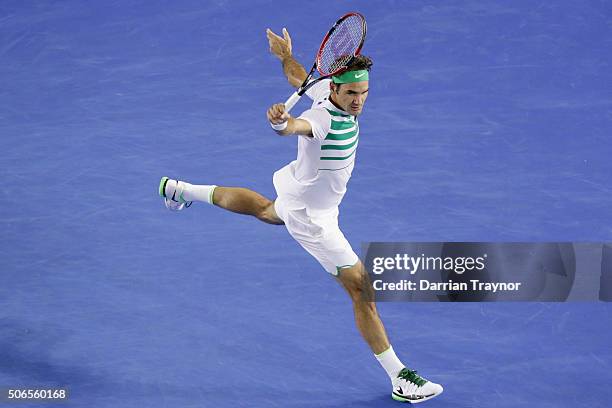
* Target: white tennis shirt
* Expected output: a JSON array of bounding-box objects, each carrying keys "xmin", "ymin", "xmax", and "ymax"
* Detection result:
[{"xmin": 273, "ymin": 79, "xmax": 360, "ymax": 213}]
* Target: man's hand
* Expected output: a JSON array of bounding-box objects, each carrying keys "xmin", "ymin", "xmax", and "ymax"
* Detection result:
[
  {"xmin": 266, "ymin": 28, "xmax": 292, "ymax": 60},
  {"xmin": 266, "ymin": 103, "xmax": 313, "ymax": 137},
  {"xmin": 267, "ymin": 103, "xmax": 290, "ymax": 125},
  {"xmin": 266, "ymin": 26, "xmax": 307, "ymax": 88}
]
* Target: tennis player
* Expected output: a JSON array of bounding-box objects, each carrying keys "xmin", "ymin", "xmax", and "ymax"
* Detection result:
[{"xmin": 158, "ymin": 27, "xmax": 443, "ymax": 403}]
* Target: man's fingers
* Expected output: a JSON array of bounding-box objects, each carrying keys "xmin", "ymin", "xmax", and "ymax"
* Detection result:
[
  {"xmin": 266, "ymin": 28, "xmax": 283, "ymax": 41},
  {"xmin": 267, "ymin": 27, "xmax": 290, "ymax": 45},
  {"xmin": 274, "ymin": 107, "xmax": 285, "ymax": 119},
  {"xmin": 283, "ymin": 28, "xmax": 292, "ymax": 49},
  {"xmin": 267, "ymin": 104, "xmax": 288, "ymax": 124}
]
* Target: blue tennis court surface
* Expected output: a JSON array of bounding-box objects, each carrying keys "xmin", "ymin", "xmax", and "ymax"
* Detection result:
[{"xmin": 1, "ymin": 1, "xmax": 611, "ymax": 407}]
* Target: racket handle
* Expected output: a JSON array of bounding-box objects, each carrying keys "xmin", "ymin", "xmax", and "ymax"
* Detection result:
[{"xmin": 284, "ymin": 91, "xmax": 301, "ymax": 113}]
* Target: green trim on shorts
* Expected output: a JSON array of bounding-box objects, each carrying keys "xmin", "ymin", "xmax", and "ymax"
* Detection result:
[{"xmin": 336, "ymin": 262, "xmax": 358, "ymax": 274}]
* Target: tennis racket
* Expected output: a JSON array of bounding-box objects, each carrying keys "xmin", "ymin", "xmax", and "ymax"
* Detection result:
[{"xmin": 284, "ymin": 12, "xmax": 367, "ymax": 113}]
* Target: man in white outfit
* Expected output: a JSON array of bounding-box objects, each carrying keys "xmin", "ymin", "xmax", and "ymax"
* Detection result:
[{"xmin": 158, "ymin": 27, "xmax": 443, "ymax": 403}]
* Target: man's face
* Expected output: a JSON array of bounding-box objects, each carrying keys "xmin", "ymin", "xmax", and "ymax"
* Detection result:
[{"xmin": 330, "ymin": 81, "xmax": 369, "ymax": 116}]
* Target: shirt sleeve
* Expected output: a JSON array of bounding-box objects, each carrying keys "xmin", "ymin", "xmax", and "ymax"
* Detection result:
[
  {"xmin": 297, "ymin": 108, "xmax": 330, "ymax": 140},
  {"xmin": 304, "ymin": 79, "xmax": 331, "ymax": 101}
]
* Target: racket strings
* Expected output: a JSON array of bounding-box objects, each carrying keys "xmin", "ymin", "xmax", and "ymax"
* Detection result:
[{"xmin": 318, "ymin": 14, "xmax": 365, "ymax": 75}]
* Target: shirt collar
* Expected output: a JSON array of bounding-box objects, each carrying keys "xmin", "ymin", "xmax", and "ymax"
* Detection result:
[{"xmin": 323, "ymin": 97, "xmax": 354, "ymax": 119}]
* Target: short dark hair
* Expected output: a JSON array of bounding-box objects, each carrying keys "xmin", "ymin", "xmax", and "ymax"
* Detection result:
[{"xmin": 345, "ymin": 54, "xmax": 373, "ymax": 72}]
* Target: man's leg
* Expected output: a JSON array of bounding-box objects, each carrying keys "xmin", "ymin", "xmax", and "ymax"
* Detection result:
[
  {"xmin": 336, "ymin": 261, "xmax": 390, "ymax": 354},
  {"xmin": 161, "ymin": 177, "xmax": 283, "ymax": 225},
  {"xmin": 212, "ymin": 187, "xmax": 284, "ymax": 225},
  {"xmin": 337, "ymin": 261, "xmax": 444, "ymax": 402}
]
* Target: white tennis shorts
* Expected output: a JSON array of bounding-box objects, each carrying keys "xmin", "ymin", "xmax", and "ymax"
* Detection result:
[{"xmin": 273, "ymin": 196, "xmax": 359, "ymax": 275}]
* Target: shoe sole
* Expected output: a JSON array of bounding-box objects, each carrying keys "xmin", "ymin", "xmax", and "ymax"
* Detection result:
[
  {"xmin": 391, "ymin": 389, "xmax": 443, "ymax": 404},
  {"xmin": 159, "ymin": 177, "xmax": 169, "ymax": 197}
]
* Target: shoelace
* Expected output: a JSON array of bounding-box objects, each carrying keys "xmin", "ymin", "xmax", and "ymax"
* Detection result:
[{"xmin": 397, "ymin": 368, "xmax": 427, "ymax": 387}]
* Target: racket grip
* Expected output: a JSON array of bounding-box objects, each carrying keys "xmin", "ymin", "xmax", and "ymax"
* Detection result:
[{"xmin": 284, "ymin": 92, "xmax": 301, "ymax": 113}]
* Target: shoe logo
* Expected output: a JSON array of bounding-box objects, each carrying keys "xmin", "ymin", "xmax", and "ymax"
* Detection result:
[
  {"xmin": 355, "ymin": 72, "xmax": 367, "ymax": 79},
  {"xmin": 396, "ymin": 387, "xmax": 403, "ymax": 395}
]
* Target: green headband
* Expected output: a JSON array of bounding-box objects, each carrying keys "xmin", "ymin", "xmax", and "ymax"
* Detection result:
[{"xmin": 331, "ymin": 69, "xmax": 369, "ymax": 84}]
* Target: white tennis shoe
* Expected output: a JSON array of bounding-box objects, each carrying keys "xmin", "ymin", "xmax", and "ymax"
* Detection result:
[
  {"xmin": 158, "ymin": 177, "xmax": 192, "ymax": 211},
  {"xmin": 391, "ymin": 368, "xmax": 443, "ymax": 403}
]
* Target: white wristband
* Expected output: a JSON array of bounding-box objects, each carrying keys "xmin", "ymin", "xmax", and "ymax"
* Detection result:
[{"xmin": 270, "ymin": 121, "xmax": 288, "ymax": 131}]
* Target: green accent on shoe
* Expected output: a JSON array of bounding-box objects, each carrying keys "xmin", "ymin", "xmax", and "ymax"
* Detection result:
[
  {"xmin": 159, "ymin": 177, "xmax": 169, "ymax": 197},
  {"xmin": 397, "ymin": 368, "xmax": 427, "ymax": 387},
  {"xmin": 392, "ymin": 390, "xmax": 433, "ymax": 402},
  {"xmin": 391, "ymin": 393, "xmax": 409, "ymax": 402}
]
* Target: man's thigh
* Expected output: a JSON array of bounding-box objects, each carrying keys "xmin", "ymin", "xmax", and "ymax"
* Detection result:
[{"xmin": 277, "ymin": 203, "xmax": 358, "ymax": 275}]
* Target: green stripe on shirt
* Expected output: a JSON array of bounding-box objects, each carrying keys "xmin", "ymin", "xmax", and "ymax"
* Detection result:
[
  {"xmin": 321, "ymin": 138, "xmax": 358, "ymax": 150},
  {"xmin": 325, "ymin": 129, "xmax": 358, "ymax": 140},
  {"xmin": 330, "ymin": 120, "xmax": 356, "ymax": 131}
]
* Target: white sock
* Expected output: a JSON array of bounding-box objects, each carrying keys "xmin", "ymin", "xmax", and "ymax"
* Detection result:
[
  {"xmin": 180, "ymin": 182, "xmax": 217, "ymax": 204},
  {"xmin": 375, "ymin": 345, "xmax": 405, "ymax": 381}
]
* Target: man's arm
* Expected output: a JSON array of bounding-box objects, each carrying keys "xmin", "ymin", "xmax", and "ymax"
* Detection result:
[
  {"xmin": 266, "ymin": 103, "xmax": 313, "ymax": 137},
  {"xmin": 266, "ymin": 28, "xmax": 308, "ymax": 88}
]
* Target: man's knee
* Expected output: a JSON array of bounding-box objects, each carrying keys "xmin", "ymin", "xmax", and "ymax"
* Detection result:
[
  {"xmin": 259, "ymin": 200, "xmax": 284, "ymax": 225},
  {"xmin": 337, "ymin": 263, "xmax": 374, "ymax": 301}
]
